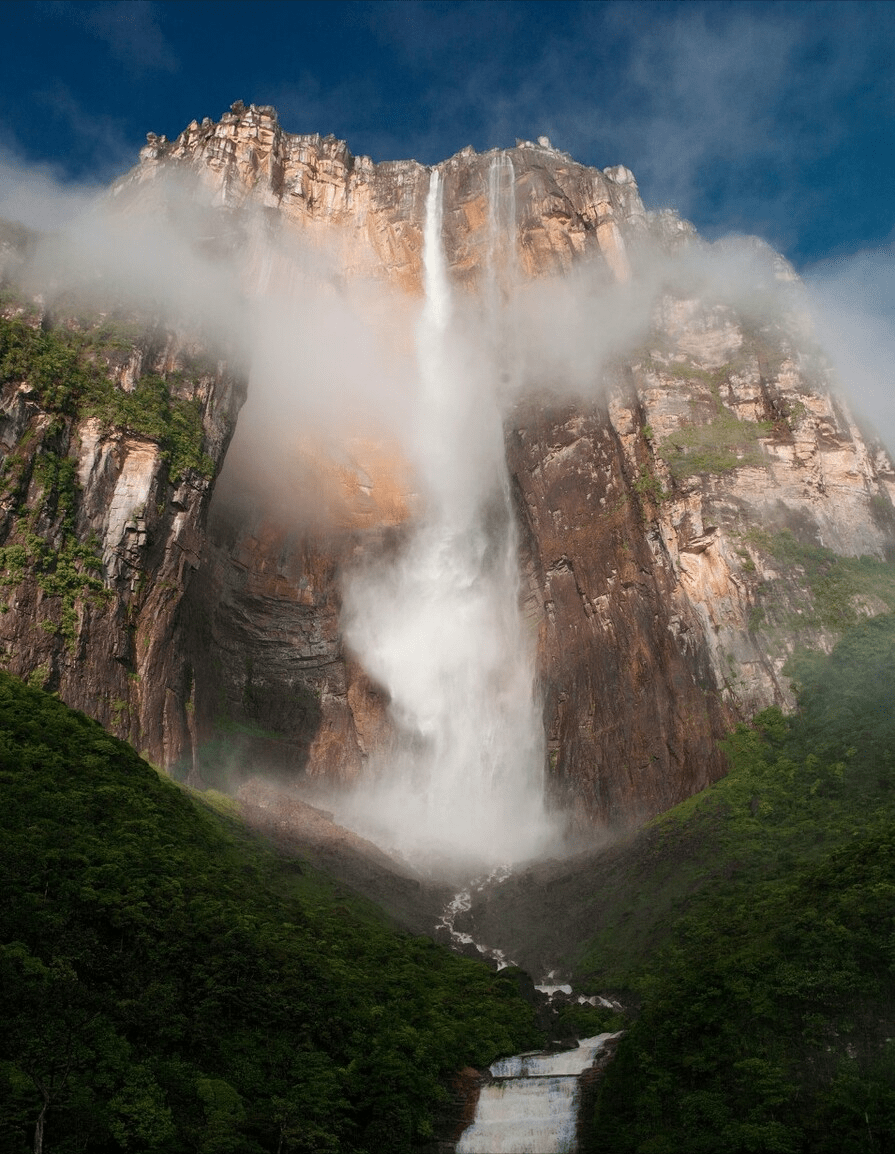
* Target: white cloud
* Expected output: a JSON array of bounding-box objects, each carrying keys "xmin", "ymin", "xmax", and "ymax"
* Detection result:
[{"xmin": 0, "ymin": 147, "xmax": 107, "ymax": 232}]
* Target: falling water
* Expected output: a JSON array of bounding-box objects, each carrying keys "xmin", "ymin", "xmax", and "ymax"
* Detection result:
[
  {"xmin": 485, "ymin": 151, "xmax": 520, "ymax": 403},
  {"xmin": 487, "ymin": 152, "xmax": 517, "ymax": 304},
  {"xmin": 338, "ymin": 164, "xmax": 557, "ymax": 870},
  {"xmin": 456, "ymin": 1035, "xmax": 621, "ymax": 1154},
  {"xmin": 436, "ymin": 866, "xmax": 518, "ymax": 968}
]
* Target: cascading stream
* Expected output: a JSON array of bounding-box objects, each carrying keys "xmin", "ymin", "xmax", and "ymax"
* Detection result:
[
  {"xmin": 436, "ymin": 866, "xmax": 518, "ymax": 968},
  {"xmin": 456, "ymin": 1035, "xmax": 621, "ymax": 1154},
  {"xmin": 338, "ymin": 162, "xmax": 557, "ymax": 871}
]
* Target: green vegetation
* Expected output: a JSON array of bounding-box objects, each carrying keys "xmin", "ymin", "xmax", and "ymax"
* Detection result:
[
  {"xmin": 0, "ymin": 442, "xmax": 109, "ymax": 649},
  {"xmin": 0, "ymin": 673, "xmax": 542, "ymax": 1153},
  {"xmin": 86, "ymin": 373, "xmax": 214, "ymax": 483},
  {"xmin": 84, "ymin": 318, "xmax": 153, "ymax": 353},
  {"xmin": 0, "ymin": 312, "xmax": 216, "ymax": 645},
  {"xmin": 632, "ymin": 463, "xmax": 667, "ymax": 507},
  {"xmin": 662, "ymin": 360, "xmax": 735, "ymax": 387},
  {"xmin": 585, "ymin": 612, "xmax": 895, "ymax": 1152},
  {"xmin": 0, "ymin": 316, "xmax": 99, "ymax": 416},
  {"xmin": 0, "ymin": 315, "xmax": 214, "ymax": 482},
  {"xmin": 644, "ymin": 357, "xmax": 773, "ymax": 480},
  {"xmin": 19, "ymin": 532, "xmax": 105, "ymax": 650},
  {"xmin": 747, "ymin": 529, "xmax": 895, "ymax": 635},
  {"xmin": 660, "ymin": 406, "xmax": 773, "ymax": 479},
  {"xmin": 553, "ymin": 1001, "xmax": 626, "ymax": 1040}
]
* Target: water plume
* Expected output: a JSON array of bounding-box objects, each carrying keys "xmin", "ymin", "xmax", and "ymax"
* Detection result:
[{"xmin": 336, "ymin": 164, "xmax": 559, "ymax": 873}]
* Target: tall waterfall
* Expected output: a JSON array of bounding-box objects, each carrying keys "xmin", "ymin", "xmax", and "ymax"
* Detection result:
[
  {"xmin": 456, "ymin": 1035, "xmax": 620, "ymax": 1154},
  {"xmin": 338, "ymin": 163, "xmax": 557, "ymax": 871},
  {"xmin": 486, "ymin": 152, "xmax": 517, "ymax": 308}
]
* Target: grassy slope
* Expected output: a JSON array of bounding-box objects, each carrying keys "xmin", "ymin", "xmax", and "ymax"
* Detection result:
[{"xmin": 0, "ymin": 674, "xmax": 542, "ymax": 1154}]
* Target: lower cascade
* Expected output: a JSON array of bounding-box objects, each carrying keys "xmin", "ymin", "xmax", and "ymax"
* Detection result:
[{"xmin": 456, "ymin": 1034, "xmax": 620, "ymax": 1154}]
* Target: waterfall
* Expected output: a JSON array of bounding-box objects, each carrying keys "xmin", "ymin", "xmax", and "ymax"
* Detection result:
[
  {"xmin": 487, "ymin": 152, "xmax": 517, "ymax": 302},
  {"xmin": 456, "ymin": 1035, "xmax": 620, "ymax": 1154},
  {"xmin": 485, "ymin": 152, "xmax": 519, "ymax": 407},
  {"xmin": 338, "ymin": 164, "xmax": 557, "ymax": 871},
  {"xmin": 436, "ymin": 866, "xmax": 518, "ymax": 967}
]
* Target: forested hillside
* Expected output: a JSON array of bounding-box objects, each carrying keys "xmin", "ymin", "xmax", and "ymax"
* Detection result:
[
  {"xmin": 0, "ymin": 674, "xmax": 542, "ymax": 1154},
  {"xmin": 587, "ymin": 613, "xmax": 895, "ymax": 1152}
]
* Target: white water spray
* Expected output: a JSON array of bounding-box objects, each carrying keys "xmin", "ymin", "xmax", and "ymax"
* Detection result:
[
  {"xmin": 485, "ymin": 152, "xmax": 521, "ymax": 407},
  {"xmin": 487, "ymin": 154, "xmax": 516, "ymax": 291},
  {"xmin": 338, "ymin": 164, "xmax": 557, "ymax": 870},
  {"xmin": 436, "ymin": 866, "xmax": 518, "ymax": 968}
]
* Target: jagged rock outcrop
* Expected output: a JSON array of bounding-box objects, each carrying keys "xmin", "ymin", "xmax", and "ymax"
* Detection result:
[
  {"xmin": 124, "ymin": 103, "xmax": 649, "ymax": 289},
  {"xmin": 4, "ymin": 102, "xmax": 894, "ymax": 829}
]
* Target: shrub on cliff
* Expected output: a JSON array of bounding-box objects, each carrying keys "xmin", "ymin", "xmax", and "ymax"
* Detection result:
[{"xmin": 0, "ymin": 315, "xmax": 213, "ymax": 482}]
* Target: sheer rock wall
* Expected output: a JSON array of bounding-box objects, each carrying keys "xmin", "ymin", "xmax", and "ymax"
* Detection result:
[
  {"xmin": 6, "ymin": 102, "xmax": 893, "ymax": 828},
  {"xmin": 0, "ymin": 316, "xmax": 245, "ymax": 769},
  {"xmin": 136, "ymin": 104, "xmax": 895, "ymax": 824}
]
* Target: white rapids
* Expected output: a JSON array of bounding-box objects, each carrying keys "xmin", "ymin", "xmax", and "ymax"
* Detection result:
[
  {"xmin": 436, "ymin": 867, "xmax": 518, "ymax": 968},
  {"xmin": 456, "ymin": 1035, "xmax": 621, "ymax": 1154}
]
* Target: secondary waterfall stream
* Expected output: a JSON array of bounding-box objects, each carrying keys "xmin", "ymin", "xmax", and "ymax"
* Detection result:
[{"xmin": 338, "ymin": 159, "xmax": 557, "ymax": 870}]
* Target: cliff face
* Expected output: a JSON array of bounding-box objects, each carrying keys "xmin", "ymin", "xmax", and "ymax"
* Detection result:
[
  {"xmin": 4, "ymin": 102, "xmax": 894, "ymax": 830},
  {"xmin": 130, "ymin": 104, "xmax": 643, "ymax": 290},
  {"xmin": 508, "ymin": 302, "xmax": 895, "ymax": 821},
  {"xmin": 0, "ymin": 301, "xmax": 245, "ymax": 770}
]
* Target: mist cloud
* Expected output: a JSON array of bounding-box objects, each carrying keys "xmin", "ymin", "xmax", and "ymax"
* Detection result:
[
  {"xmin": 0, "ymin": 148, "xmax": 107, "ymax": 232},
  {"xmin": 804, "ymin": 246, "xmax": 895, "ymax": 454}
]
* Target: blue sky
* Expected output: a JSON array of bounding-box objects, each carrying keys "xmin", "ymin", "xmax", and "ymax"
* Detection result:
[
  {"xmin": 1, "ymin": 2, "xmax": 893, "ymax": 448},
  {"xmin": 1, "ymin": 0, "xmax": 893, "ymax": 268}
]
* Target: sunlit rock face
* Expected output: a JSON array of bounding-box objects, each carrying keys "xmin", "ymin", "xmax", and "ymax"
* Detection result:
[
  {"xmin": 509, "ymin": 303, "xmax": 895, "ymax": 823},
  {"xmin": 124, "ymin": 102, "xmax": 895, "ymax": 828},
  {"xmin": 12, "ymin": 102, "xmax": 893, "ymax": 832},
  {"xmin": 127, "ymin": 104, "xmax": 644, "ymax": 291}
]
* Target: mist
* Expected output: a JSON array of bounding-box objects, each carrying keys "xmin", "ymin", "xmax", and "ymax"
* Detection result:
[
  {"xmin": 333, "ymin": 163, "xmax": 562, "ymax": 872},
  {"xmin": 0, "ymin": 149, "xmax": 108, "ymax": 233},
  {"xmin": 803, "ymin": 247, "xmax": 895, "ymax": 456},
  {"xmin": 2, "ymin": 146, "xmax": 893, "ymax": 874}
]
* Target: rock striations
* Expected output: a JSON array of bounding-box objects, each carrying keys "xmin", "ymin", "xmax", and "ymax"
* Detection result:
[{"xmin": 3, "ymin": 102, "xmax": 894, "ymax": 830}]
